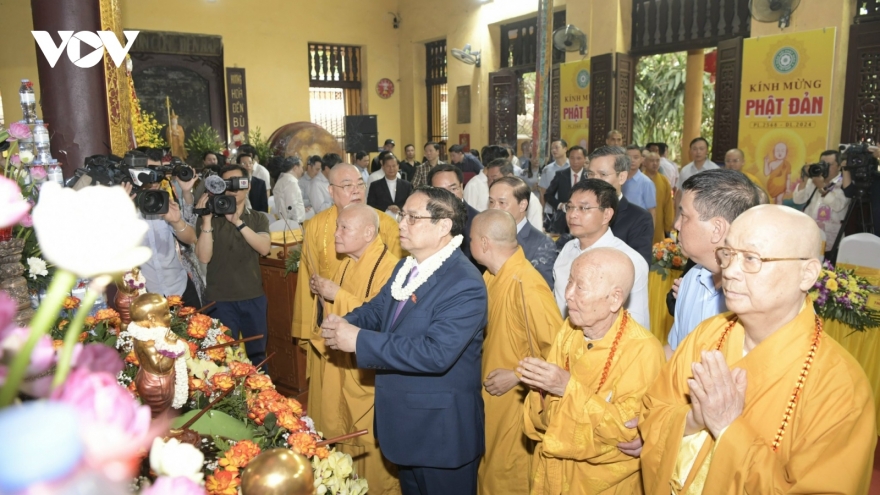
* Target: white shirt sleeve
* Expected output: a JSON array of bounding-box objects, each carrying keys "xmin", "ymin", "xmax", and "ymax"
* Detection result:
[
  {"xmin": 284, "ymin": 177, "xmax": 306, "ymax": 222},
  {"xmin": 527, "ymin": 193, "xmax": 544, "ymax": 231},
  {"xmin": 464, "ymin": 177, "xmax": 488, "ymax": 211}
]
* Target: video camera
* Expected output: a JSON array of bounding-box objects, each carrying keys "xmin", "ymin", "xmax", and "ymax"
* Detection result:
[
  {"xmin": 840, "ymin": 143, "xmax": 879, "ymax": 192},
  {"xmin": 153, "ymin": 156, "xmax": 196, "ymax": 182},
  {"xmin": 805, "ymin": 161, "xmax": 830, "ymax": 179},
  {"xmin": 74, "ymin": 152, "xmax": 170, "ymax": 215},
  {"xmin": 192, "ymin": 173, "xmax": 248, "ymax": 216}
]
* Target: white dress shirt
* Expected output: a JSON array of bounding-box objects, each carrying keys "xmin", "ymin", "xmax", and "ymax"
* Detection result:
[
  {"xmin": 252, "ymin": 162, "xmax": 271, "ymax": 192},
  {"xmin": 552, "ymin": 228, "xmax": 650, "ymax": 330},
  {"xmin": 140, "ymin": 214, "xmax": 189, "ymax": 297},
  {"xmin": 659, "ymin": 157, "xmax": 680, "ymax": 190},
  {"xmin": 677, "ymin": 160, "xmax": 719, "ymax": 189},
  {"xmin": 273, "ymin": 172, "xmax": 306, "ymax": 223},
  {"xmin": 463, "ymin": 171, "xmax": 489, "ymax": 211},
  {"xmin": 527, "ymin": 193, "xmax": 544, "ymax": 232},
  {"xmin": 385, "ymin": 178, "xmax": 397, "ymax": 202},
  {"xmin": 309, "ymin": 173, "xmax": 333, "ymax": 214},
  {"xmin": 540, "ymin": 160, "xmax": 570, "ymax": 214}
]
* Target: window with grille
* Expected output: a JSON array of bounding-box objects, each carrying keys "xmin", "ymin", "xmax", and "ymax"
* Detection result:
[
  {"xmin": 426, "ymin": 40, "xmax": 448, "ymax": 147},
  {"xmin": 500, "ymin": 11, "xmax": 566, "ymax": 72},
  {"xmin": 308, "ymin": 43, "xmax": 363, "ymax": 148}
]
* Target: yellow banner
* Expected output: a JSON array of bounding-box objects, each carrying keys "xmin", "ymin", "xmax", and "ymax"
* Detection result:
[
  {"xmin": 559, "ymin": 59, "xmax": 591, "ymax": 148},
  {"xmin": 736, "ymin": 28, "xmax": 836, "ymax": 204}
]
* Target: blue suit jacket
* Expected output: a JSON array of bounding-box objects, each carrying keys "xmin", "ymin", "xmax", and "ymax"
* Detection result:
[
  {"xmin": 610, "ymin": 195, "xmax": 653, "ymax": 265},
  {"xmin": 517, "ymin": 221, "xmax": 557, "ymax": 288},
  {"xmin": 346, "ymin": 249, "xmax": 487, "ymax": 469}
]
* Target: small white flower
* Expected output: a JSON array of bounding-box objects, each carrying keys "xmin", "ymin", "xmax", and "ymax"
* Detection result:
[
  {"xmin": 18, "ymin": 149, "xmax": 34, "ymax": 164},
  {"xmin": 26, "ymin": 257, "xmax": 48, "ymax": 279},
  {"xmin": 149, "ymin": 437, "xmax": 205, "ymax": 482},
  {"xmin": 32, "ymin": 183, "xmax": 152, "ymax": 277}
]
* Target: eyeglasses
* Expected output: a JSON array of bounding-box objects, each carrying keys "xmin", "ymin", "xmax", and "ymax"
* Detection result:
[
  {"xmin": 714, "ymin": 247, "xmax": 809, "ymax": 274},
  {"xmin": 330, "ymin": 182, "xmax": 367, "ymax": 193},
  {"xmin": 395, "ymin": 211, "xmax": 440, "ymax": 225},
  {"xmin": 562, "ymin": 203, "xmax": 605, "ymax": 214},
  {"xmin": 584, "ymin": 170, "xmax": 616, "ymax": 179}
]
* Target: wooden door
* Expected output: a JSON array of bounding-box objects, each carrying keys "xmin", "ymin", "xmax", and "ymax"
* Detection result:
[
  {"xmin": 712, "ymin": 37, "xmax": 744, "ymax": 164},
  {"xmin": 488, "ymin": 69, "xmax": 519, "ymax": 147}
]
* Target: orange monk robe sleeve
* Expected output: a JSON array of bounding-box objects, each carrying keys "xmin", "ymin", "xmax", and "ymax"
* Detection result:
[
  {"xmin": 292, "ymin": 216, "xmax": 320, "ymax": 340},
  {"xmin": 377, "ymin": 211, "xmax": 405, "ymax": 258},
  {"xmin": 660, "ymin": 176, "xmax": 674, "ymax": 236},
  {"xmin": 522, "ymin": 272, "xmax": 563, "ymax": 360},
  {"xmin": 705, "ymin": 352, "xmax": 876, "ymax": 494}
]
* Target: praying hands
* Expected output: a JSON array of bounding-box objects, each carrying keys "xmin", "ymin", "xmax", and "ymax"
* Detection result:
[
  {"xmin": 517, "ymin": 357, "xmax": 570, "ymax": 397},
  {"xmin": 686, "ymin": 350, "xmax": 747, "ymax": 438},
  {"xmin": 320, "ymin": 313, "xmax": 360, "ymax": 353}
]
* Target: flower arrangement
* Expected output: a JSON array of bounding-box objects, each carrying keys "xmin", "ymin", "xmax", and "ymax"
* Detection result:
[
  {"xmin": 650, "ymin": 237, "xmax": 688, "ymax": 280},
  {"xmin": 185, "ymin": 124, "xmax": 225, "ymax": 168},
  {"xmin": 128, "ymin": 73, "xmax": 166, "ymax": 149},
  {"xmin": 244, "ymin": 127, "xmax": 273, "ymax": 165},
  {"xmin": 810, "ymin": 261, "xmax": 880, "ymax": 331}
]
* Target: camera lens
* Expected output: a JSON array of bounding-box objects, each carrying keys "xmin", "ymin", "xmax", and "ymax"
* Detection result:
[
  {"xmin": 138, "ymin": 190, "xmax": 169, "ymax": 215},
  {"xmin": 213, "ymin": 195, "xmax": 237, "ymax": 215},
  {"xmin": 175, "ymin": 166, "xmax": 195, "ymax": 182}
]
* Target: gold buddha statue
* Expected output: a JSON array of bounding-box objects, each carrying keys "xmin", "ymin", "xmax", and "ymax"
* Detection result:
[{"xmin": 128, "ymin": 293, "xmax": 188, "ymax": 417}]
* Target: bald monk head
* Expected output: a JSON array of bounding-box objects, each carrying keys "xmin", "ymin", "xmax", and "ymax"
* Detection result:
[
  {"xmin": 565, "ymin": 247, "xmax": 635, "ymax": 339},
  {"xmin": 721, "ymin": 205, "xmax": 822, "ymax": 345},
  {"xmin": 327, "ymin": 163, "xmax": 367, "ymax": 208},
  {"xmin": 334, "ymin": 203, "xmax": 380, "ymax": 260},
  {"xmin": 470, "ymin": 209, "xmax": 519, "ymax": 274}
]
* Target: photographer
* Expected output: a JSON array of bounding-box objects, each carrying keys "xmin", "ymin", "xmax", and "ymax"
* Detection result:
[
  {"xmin": 842, "ymin": 145, "xmax": 880, "ymax": 236},
  {"xmin": 195, "ymin": 164, "xmax": 271, "ymax": 366},
  {"xmin": 793, "ymin": 150, "xmax": 850, "ymax": 256}
]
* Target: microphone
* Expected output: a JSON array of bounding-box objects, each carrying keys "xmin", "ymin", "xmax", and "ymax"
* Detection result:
[{"xmin": 205, "ymin": 174, "xmax": 227, "ymax": 195}]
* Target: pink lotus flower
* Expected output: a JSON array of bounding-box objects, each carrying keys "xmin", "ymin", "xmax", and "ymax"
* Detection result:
[
  {"xmin": 0, "ymin": 176, "xmax": 30, "ymax": 228},
  {"xmin": 7, "ymin": 122, "xmax": 31, "ymax": 141},
  {"xmin": 142, "ymin": 476, "xmax": 205, "ymax": 495},
  {"xmin": 29, "ymin": 166, "xmax": 47, "ymax": 181},
  {"xmin": 51, "ymin": 369, "xmax": 155, "ymax": 481},
  {"xmin": 73, "ymin": 343, "xmax": 124, "ymax": 376},
  {"xmin": 19, "ymin": 214, "xmax": 33, "ymax": 228},
  {"xmin": 10, "ymin": 155, "xmax": 20, "ymax": 165}
]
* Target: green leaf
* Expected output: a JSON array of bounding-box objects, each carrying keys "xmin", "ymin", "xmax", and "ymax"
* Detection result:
[
  {"xmin": 263, "ymin": 412, "xmax": 277, "ymax": 431},
  {"xmin": 171, "ymin": 410, "xmax": 255, "ymax": 441},
  {"xmin": 212, "ymin": 435, "xmax": 232, "ymax": 453}
]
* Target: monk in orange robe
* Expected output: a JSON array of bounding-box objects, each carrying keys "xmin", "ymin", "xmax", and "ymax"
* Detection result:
[
  {"xmin": 311, "ymin": 203, "xmax": 401, "ymax": 494},
  {"xmin": 292, "ymin": 164, "xmax": 403, "ymax": 428},
  {"xmin": 520, "ymin": 247, "xmax": 665, "ymax": 494},
  {"xmin": 469, "ymin": 210, "xmax": 563, "ymax": 495},
  {"xmin": 643, "ymin": 152, "xmax": 674, "ymax": 244},
  {"xmin": 640, "ymin": 205, "xmax": 876, "ymax": 494}
]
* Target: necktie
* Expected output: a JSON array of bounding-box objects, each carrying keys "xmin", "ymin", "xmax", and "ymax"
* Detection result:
[
  {"xmin": 573, "ymin": 171, "xmax": 579, "ymax": 185},
  {"xmin": 391, "ymin": 266, "xmax": 419, "ymax": 326}
]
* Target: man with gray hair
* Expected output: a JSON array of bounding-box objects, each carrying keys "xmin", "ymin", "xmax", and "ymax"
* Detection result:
[{"xmin": 585, "ymin": 146, "xmax": 654, "ymax": 264}]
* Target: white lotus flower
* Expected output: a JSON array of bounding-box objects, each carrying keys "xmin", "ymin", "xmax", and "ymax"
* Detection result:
[
  {"xmin": 32, "ymin": 183, "xmax": 152, "ymax": 277},
  {"xmin": 26, "ymin": 257, "xmax": 48, "ymax": 279},
  {"xmin": 149, "ymin": 437, "xmax": 205, "ymax": 482}
]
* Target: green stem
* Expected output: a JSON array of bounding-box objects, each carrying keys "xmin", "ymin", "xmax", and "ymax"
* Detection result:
[
  {"xmin": 0, "ymin": 269, "xmax": 77, "ymax": 407},
  {"xmin": 51, "ymin": 288, "xmax": 100, "ymax": 389}
]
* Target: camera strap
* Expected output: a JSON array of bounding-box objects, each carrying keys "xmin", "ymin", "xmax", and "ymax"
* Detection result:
[{"xmin": 799, "ymin": 186, "xmax": 819, "ymax": 212}]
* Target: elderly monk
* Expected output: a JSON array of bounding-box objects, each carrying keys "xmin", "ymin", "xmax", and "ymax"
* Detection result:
[
  {"xmin": 310, "ymin": 203, "xmax": 401, "ymax": 494},
  {"xmin": 293, "ymin": 163, "xmax": 404, "ymax": 429},
  {"xmin": 520, "ymin": 248, "xmax": 665, "ymax": 494},
  {"xmin": 470, "ymin": 210, "xmax": 563, "ymax": 495},
  {"xmin": 640, "ymin": 205, "xmax": 876, "ymax": 494}
]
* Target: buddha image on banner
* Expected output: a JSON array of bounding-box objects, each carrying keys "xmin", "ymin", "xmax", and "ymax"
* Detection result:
[
  {"xmin": 737, "ymin": 28, "xmax": 835, "ymax": 204},
  {"xmin": 560, "ymin": 59, "xmax": 590, "ymax": 148}
]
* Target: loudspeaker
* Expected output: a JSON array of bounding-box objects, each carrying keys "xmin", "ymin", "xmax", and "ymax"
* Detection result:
[{"xmin": 344, "ymin": 115, "xmax": 379, "ymax": 152}]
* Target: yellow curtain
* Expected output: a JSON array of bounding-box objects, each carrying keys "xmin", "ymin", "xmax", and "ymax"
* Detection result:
[{"xmin": 648, "ymin": 269, "xmax": 681, "ymax": 345}]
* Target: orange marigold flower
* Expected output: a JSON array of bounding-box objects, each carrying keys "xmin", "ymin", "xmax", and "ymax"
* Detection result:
[
  {"xmin": 52, "ymin": 339, "xmax": 64, "ymax": 350},
  {"xmin": 655, "ymin": 250, "xmax": 664, "ymax": 260},
  {"xmin": 177, "ymin": 306, "xmax": 196, "ymax": 317},
  {"xmin": 211, "ymin": 372, "xmax": 235, "ymax": 392},
  {"xmin": 672, "ymin": 256, "xmax": 682, "ymax": 267},
  {"xmin": 287, "ymin": 432, "xmax": 318, "ymax": 458},
  {"xmin": 216, "ymin": 333, "xmax": 234, "ymax": 344},
  {"xmin": 125, "ymin": 350, "xmax": 140, "ymax": 366},
  {"xmin": 84, "ymin": 316, "xmax": 96, "ymax": 327},
  {"xmin": 187, "ymin": 314, "xmax": 213, "ymax": 339},
  {"xmin": 62, "ymin": 296, "xmax": 80, "ymax": 310},
  {"xmin": 206, "ymin": 469, "xmax": 240, "ymax": 495},
  {"xmin": 229, "ymin": 361, "xmax": 257, "ymax": 378},
  {"xmin": 95, "ymin": 308, "xmax": 120, "ymax": 322},
  {"xmin": 166, "ymin": 295, "xmax": 183, "ymax": 307},
  {"xmin": 78, "ymin": 332, "xmax": 89, "ymax": 342},
  {"xmin": 315, "ymin": 447, "xmax": 330, "ymax": 460},
  {"xmin": 276, "ymin": 409, "xmax": 306, "ymax": 432},
  {"xmin": 219, "ymin": 325, "xmax": 231, "ymax": 335},
  {"xmin": 189, "ymin": 377, "xmax": 205, "ymax": 397},
  {"xmin": 286, "ymin": 398, "xmax": 303, "ymax": 416},
  {"xmin": 218, "ymin": 440, "xmax": 261, "ymax": 472},
  {"xmin": 206, "ymin": 347, "xmax": 227, "ymax": 363},
  {"xmin": 127, "ymin": 380, "xmax": 138, "ymax": 395},
  {"xmin": 187, "ymin": 341, "xmax": 199, "ymax": 359},
  {"xmin": 57, "ymin": 319, "xmax": 69, "ymax": 331},
  {"xmin": 245, "ymin": 374, "xmax": 274, "ymax": 391}
]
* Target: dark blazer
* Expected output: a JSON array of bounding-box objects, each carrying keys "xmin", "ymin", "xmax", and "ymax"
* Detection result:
[
  {"xmin": 544, "ymin": 168, "xmax": 586, "ymax": 233},
  {"xmin": 517, "ymin": 221, "xmax": 558, "ymax": 288},
  {"xmin": 610, "ymin": 195, "xmax": 653, "ymax": 265},
  {"xmin": 346, "ymin": 249, "xmax": 487, "ymax": 469},
  {"xmin": 461, "ymin": 201, "xmax": 485, "ymax": 272},
  {"xmin": 367, "ymin": 178, "xmax": 412, "ymax": 213},
  {"xmin": 248, "ymin": 176, "xmax": 269, "ymax": 213}
]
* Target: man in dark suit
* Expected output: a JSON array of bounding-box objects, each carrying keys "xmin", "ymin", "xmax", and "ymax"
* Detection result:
[
  {"xmin": 367, "ymin": 154, "xmax": 412, "ymax": 214},
  {"xmin": 489, "ymin": 176, "xmax": 557, "ymax": 287},
  {"xmin": 237, "ymin": 152, "xmax": 269, "ymax": 213},
  {"xmin": 428, "ymin": 164, "xmax": 481, "ymax": 268},
  {"xmin": 585, "ymin": 146, "xmax": 654, "ymax": 264},
  {"xmin": 543, "ymin": 145, "xmax": 588, "ymax": 234},
  {"xmin": 448, "ymin": 144, "xmax": 483, "ymax": 186},
  {"xmin": 321, "ymin": 187, "xmax": 487, "ymax": 495}
]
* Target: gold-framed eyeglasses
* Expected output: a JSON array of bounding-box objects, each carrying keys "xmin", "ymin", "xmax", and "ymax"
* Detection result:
[
  {"xmin": 562, "ymin": 203, "xmax": 605, "ymax": 214},
  {"xmin": 330, "ymin": 182, "xmax": 367, "ymax": 193},
  {"xmin": 714, "ymin": 246, "xmax": 809, "ymax": 274},
  {"xmin": 395, "ymin": 211, "xmax": 440, "ymax": 225}
]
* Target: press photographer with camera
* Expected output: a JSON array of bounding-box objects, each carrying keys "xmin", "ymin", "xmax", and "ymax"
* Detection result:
[
  {"xmin": 236, "ymin": 152, "xmax": 269, "ymax": 213},
  {"xmin": 841, "ymin": 144, "xmax": 880, "ymax": 236},
  {"xmin": 195, "ymin": 164, "xmax": 271, "ymax": 366},
  {"xmin": 793, "ymin": 150, "xmax": 850, "ymax": 257}
]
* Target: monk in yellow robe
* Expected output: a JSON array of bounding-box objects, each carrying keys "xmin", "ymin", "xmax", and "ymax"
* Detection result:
[
  {"xmin": 293, "ymin": 164, "xmax": 404, "ymax": 428},
  {"xmin": 724, "ymin": 148, "xmax": 770, "ymax": 202},
  {"xmin": 469, "ymin": 210, "xmax": 563, "ymax": 495},
  {"xmin": 640, "ymin": 205, "xmax": 876, "ymax": 494},
  {"xmin": 519, "ymin": 247, "xmax": 665, "ymax": 495},
  {"xmin": 310, "ymin": 204, "xmax": 401, "ymax": 494},
  {"xmin": 764, "ymin": 142, "xmax": 791, "ymax": 203},
  {"xmin": 643, "ymin": 152, "xmax": 674, "ymax": 244}
]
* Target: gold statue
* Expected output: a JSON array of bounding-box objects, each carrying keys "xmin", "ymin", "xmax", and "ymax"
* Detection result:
[
  {"xmin": 241, "ymin": 449, "xmax": 315, "ymax": 495},
  {"xmin": 128, "ymin": 293, "xmax": 188, "ymax": 417},
  {"xmin": 165, "ymin": 100, "xmax": 187, "ymax": 159}
]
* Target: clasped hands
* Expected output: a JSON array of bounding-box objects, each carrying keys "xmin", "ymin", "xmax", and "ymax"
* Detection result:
[
  {"xmin": 687, "ymin": 350, "xmax": 747, "ymax": 439},
  {"xmin": 516, "ymin": 357, "xmax": 570, "ymax": 397},
  {"xmin": 310, "ymin": 274, "xmax": 340, "ymax": 301},
  {"xmin": 320, "ymin": 314, "xmax": 359, "ymax": 353}
]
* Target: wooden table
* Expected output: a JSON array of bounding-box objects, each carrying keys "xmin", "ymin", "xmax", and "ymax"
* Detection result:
[{"xmin": 260, "ymin": 249, "xmax": 307, "ymax": 398}]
